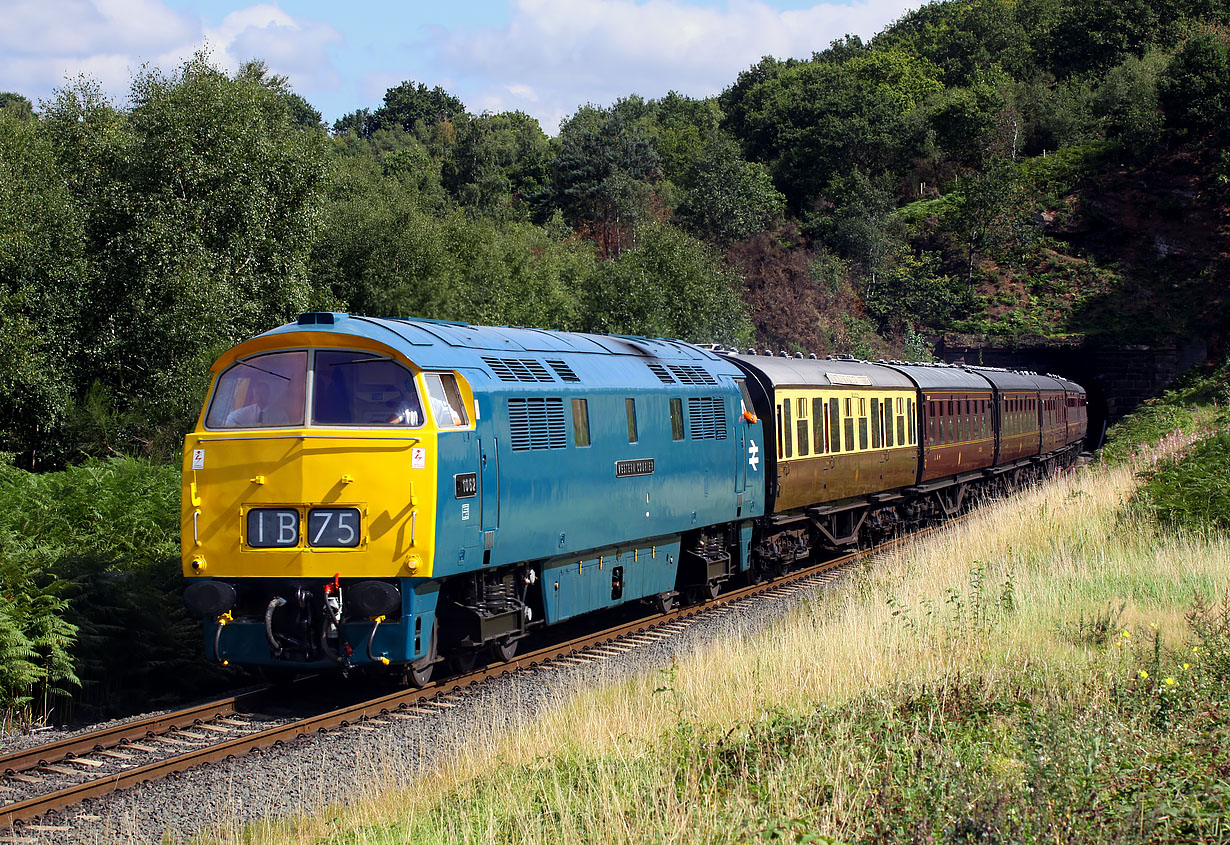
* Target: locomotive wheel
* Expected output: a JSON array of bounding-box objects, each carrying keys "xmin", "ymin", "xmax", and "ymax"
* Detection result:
[
  {"xmin": 405, "ymin": 622, "xmax": 438, "ymax": 688},
  {"xmin": 405, "ymin": 661, "xmax": 433, "ymax": 688},
  {"xmin": 704, "ymin": 580, "xmax": 721, "ymax": 601},
  {"xmin": 652, "ymin": 592, "xmax": 675, "ymax": 614},
  {"xmin": 490, "ymin": 638, "xmax": 518, "ymax": 663}
]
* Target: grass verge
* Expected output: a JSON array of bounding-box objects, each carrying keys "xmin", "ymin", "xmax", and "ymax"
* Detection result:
[{"xmin": 200, "ymin": 441, "xmax": 1230, "ymax": 845}]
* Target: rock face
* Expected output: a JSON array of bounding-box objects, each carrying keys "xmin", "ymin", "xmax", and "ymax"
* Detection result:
[{"xmin": 936, "ymin": 335, "xmax": 1208, "ymax": 446}]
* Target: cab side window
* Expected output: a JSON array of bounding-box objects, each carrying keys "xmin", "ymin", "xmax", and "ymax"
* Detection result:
[{"xmin": 424, "ymin": 373, "xmax": 468, "ymax": 428}]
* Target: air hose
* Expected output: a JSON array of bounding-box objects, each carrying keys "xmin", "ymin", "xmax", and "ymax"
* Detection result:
[
  {"xmin": 264, "ymin": 596, "xmax": 287, "ymax": 656},
  {"xmin": 366, "ymin": 616, "xmax": 389, "ymax": 665},
  {"xmin": 212, "ymin": 611, "xmax": 233, "ymax": 665}
]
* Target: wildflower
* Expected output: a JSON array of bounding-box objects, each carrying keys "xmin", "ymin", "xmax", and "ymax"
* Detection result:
[
  {"xmin": 1192, "ymin": 646, "xmax": 1200, "ymax": 655},
  {"xmin": 1122, "ymin": 630, "xmax": 1131, "ymax": 639},
  {"xmin": 1149, "ymin": 623, "xmax": 1158, "ymax": 630},
  {"xmin": 1183, "ymin": 663, "xmax": 1190, "ymax": 670},
  {"xmin": 1164, "ymin": 678, "xmax": 1177, "ymax": 687},
  {"xmin": 1139, "ymin": 670, "xmax": 1149, "ymax": 680}
]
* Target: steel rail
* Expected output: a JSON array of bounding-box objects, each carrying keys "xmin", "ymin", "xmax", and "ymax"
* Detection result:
[
  {"xmin": 0, "ymin": 690, "xmax": 273, "ymax": 779},
  {"xmin": 1, "ymin": 510, "xmax": 974, "ymax": 831}
]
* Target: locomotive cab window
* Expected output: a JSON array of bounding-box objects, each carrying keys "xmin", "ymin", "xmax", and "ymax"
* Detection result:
[
  {"xmin": 625, "ymin": 398, "xmax": 638, "ymax": 444},
  {"xmin": 312, "ymin": 350, "xmax": 426, "ymax": 427},
  {"xmin": 207, "ymin": 350, "xmax": 308, "ymax": 429},
  {"xmin": 424, "ymin": 373, "xmax": 468, "ymax": 428}
]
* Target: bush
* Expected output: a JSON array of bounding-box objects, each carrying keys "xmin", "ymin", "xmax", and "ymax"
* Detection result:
[
  {"xmin": 1130, "ymin": 431, "xmax": 1230, "ymax": 534},
  {"xmin": 0, "ymin": 456, "xmax": 225, "ymax": 723}
]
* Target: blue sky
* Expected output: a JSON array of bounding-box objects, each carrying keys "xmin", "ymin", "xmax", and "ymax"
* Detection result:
[{"xmin": 5, "ymin": 0, "xmax": 922, "ymax": 133}]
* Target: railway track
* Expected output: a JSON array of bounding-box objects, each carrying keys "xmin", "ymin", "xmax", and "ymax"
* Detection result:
[{"xmin": 0, "ymin": 518, "xmax": 960, "ymax": 835}]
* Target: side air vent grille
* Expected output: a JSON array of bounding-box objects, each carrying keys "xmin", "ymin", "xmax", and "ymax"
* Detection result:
[
  {"xmin": 646, "ymin": 362, "xmax": 674, "ymax": 384},
  {"xmin": 688, "ymin": 396, "xmax": 728, "ymax": 440},
  {"xmin": 508, "ymin": 397, "xmax": 567, "ymax": 451},
  {"xmin": 670, "ymin": 364, "xmax": 717, "ymax": 385},
  {"xmin": 482, "ymin": 356, "xmax": 555, "ymax": 383},
  {"xmin": 546, "ymin": 359, "xmax": 580, "ymax": 382}
]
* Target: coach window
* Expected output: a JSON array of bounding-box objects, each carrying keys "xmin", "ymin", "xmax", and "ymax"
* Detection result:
[
  {"xmin": 671, "ymin": 398, "xmax": 684, "ymax": 442},
  {"xmin": 625, "ymin": 398, "xmax": 638, "ymax": 444},
  {"xmin": 885, "ymin": 397, "xmax": 895, "ymax": 447},
  {"xmin": 870, "ymin": 399, "xmax": 882, "ymax": 449},
  {"xmin": 829, "ymin": 398, "xmax": 841, "ymax": 453},
  {"xmin": 843, "ymin": 403, "xmax": 855, "ymax": 452},
  {"xmin": 782, "ymin": 398, "xmax": 793, "ymax": 458},
  {"xmin": 812, "ymin": 398, "xmax": 826, "ymax": 453},
  {"xmin": 859, "ymin": 409, "xmax": 869, "ymax": 451},
  {"xmin": 896, "ymin": 399, "xmax": 905, "ymax": 446},
  {"xmin": 572, "ymin": 398, "xmax": 591, "ymax": 447},
  {"xmin": 907, "ymin": 399, "xmax": 915, "ymax": 445},
  {"xmin": 796, "ymin": 399, "xmax": 809, "ymax": 457}
]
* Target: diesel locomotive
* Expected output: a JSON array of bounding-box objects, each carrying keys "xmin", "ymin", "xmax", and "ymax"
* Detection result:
[{"xmin": 182, "ymin": 313, "xmax": 1087, "ymax": 683}]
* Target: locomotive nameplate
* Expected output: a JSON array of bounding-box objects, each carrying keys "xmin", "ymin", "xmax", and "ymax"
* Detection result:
[
  {"xmin": 615, "ymin": 459, "xmax": 655, "ymax": 478},
  {"xmin": 454, "ymin": 473, "xmax": 477, "ymax": 498}
]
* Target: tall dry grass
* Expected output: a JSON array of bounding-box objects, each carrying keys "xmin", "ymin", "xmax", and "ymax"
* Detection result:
[{"xmin": 197, "ymin": 441, "xmax": 1230, "ymax": 844}]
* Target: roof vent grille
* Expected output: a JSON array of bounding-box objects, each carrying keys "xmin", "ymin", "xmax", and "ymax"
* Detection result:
[
  {"xmin": 669, "ymin": 364, "xmax": 717, "ymax": 385},
  {"xmin": 546, "ymin": 359, "xmax": 580, "ymax": 382},
  {"xmin": 482, "ymin": 356, "xmax": 555, "ymax": 383},
  {"xmin": 646, "ymin": 362, "xmax": 675, "ymax": 384}
]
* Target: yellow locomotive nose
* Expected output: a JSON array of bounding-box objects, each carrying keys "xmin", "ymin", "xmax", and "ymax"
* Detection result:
[{"xmin": 181, "ymin": 339, "xmax": 461, "ymax": 583}]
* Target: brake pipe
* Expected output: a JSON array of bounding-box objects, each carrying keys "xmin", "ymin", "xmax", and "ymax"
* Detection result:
[
  {"xmin": 364, "ymin": 617, "xmax": 388, "ymax": 664},
  {"xmin": 264, "ymin": 596, "xmax": 287, "ymax": 656}
]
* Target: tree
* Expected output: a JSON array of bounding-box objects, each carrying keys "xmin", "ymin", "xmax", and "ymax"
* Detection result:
[
  {"xmin": 0, "ymin": 112, "xmax": 88, "ymax": 467},
  {"xmin": 442, "ymin": 111, "xmax": 551, "ymax": 221},
  {"xmin": 720, "ymin": 55, "xmax": 934, "ymax": 212},
  {"xmin": 42, "ymin": 54, "xmax": 330, "ymax": 451},
  {"xmin": 0, "ymin": 93, "xmax": 34, "ymax": 121},
  {"xmin": 1159, "ymin": 30, "xmax": 1230, "ymax": 140},
  {"xmin": 366, "ymin": 81, "xmax": 465, "ymax": 138},
  {"xmin": 581, "ymin": 222, "xmax": 751, "ymax": 344},
  {"xmin": 676, "ymin": 138, "xmax": 784, "ymax": 246},
  {"xmin": 548, "ymin": 106, "xmax": 662, "ymax": 255}
]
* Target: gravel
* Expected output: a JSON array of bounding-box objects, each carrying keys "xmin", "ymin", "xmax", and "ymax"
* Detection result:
[{"xmin": 9, "ymin": 568, "xmax": 855, "ymax": 844}]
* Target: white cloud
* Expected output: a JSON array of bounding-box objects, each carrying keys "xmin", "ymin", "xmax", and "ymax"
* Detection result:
[
  {"xmin": 202, "ymin": 6, "xmax": 344, "ymax": 92},
  {"xmin": 1, "ymin": 0, "xmax": 341, "ymax": 107},
  {"xmin": 433, "ymin": 0, "xmax": 920, "ymax": 131}
]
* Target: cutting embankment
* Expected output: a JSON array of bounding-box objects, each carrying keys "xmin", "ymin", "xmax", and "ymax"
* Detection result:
[{"xmin": 211, "ymin": 365, "xmax": 1230, "ymax": 845}]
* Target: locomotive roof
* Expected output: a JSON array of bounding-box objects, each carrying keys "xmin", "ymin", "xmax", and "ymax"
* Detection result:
[
  {"xmin": 730, "ymin": 355, "xmax": 913, "ymax": 388},
  {"xmin": 244, "ymin": 313, "xmax": 747, "ymax": 385},
  {"xmin": 880, "ymin": 363, "xmax": 993, "ymax": 391},
  {"xmin": 258, "ymin": 314, "xmax": 733, "ymax": 360}
]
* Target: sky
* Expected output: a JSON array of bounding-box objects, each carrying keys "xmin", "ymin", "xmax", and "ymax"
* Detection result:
[{"xmin": 3, "ymin": 0, "xmax": 924, "ymax": 133}]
